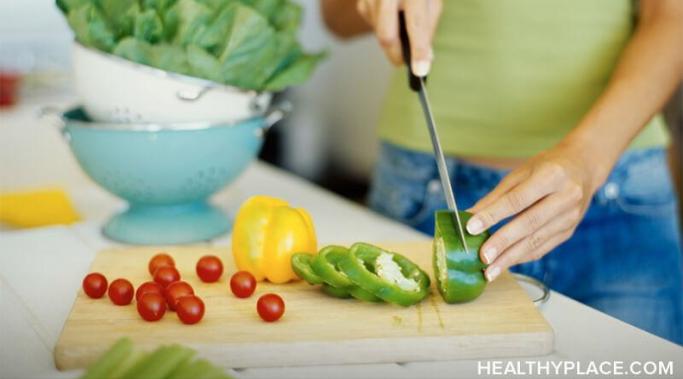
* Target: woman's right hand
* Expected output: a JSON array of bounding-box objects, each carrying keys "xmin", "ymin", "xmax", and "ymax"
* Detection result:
[{"xmin": 356, "ymin": 0, "xmax": 442, "ymax": 76}]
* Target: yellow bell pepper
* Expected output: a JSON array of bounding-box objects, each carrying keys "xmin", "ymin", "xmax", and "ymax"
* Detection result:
[{"xmin": 232, "ymin": 195, "xmax": 317, "ymax": 283}]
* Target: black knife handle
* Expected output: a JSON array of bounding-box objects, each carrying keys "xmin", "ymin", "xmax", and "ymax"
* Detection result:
[{"xmin": 398, "ymin": 11, "xmax": 424, "ymax": 92}]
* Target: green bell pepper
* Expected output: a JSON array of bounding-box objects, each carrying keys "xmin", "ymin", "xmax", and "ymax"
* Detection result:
[
  {"xmin": 433, "ymin": 210, "xmax": 489, "ymax": 303},
  {"xmin": 311, "ymin": 245, "xmax": 382, "ymax": 303},
  {"xmin": 291, "ymin": 253, "xmax": 323, "ymax": 285},
  {"xmin": 338, "ymin": 243, "xmax": 431, "ymax": 307}
]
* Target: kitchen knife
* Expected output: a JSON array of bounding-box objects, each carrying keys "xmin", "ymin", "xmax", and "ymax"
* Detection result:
[{"xmin": 398, "ymin": 12, "xmax": 471, "ymax": 255}]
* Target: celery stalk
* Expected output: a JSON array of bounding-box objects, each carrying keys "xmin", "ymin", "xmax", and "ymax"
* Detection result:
[
  {"xmin": 109, "ymin": 350, "xmax": 149, "ymax": 379},
  {"xmin": 80, "ymin": 338, "xmax": 133, "ymax": 379},
  {"xmin": 119, "ymin": 345, "xmax": 195, "ymax": 379},
  {"xmin": 167, "ymin": 359, "xmax": 212, "ymax": 379}
]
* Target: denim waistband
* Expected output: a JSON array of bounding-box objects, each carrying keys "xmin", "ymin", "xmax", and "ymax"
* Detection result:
[
  {"xmin": 445, "ymin": 147, "xmax": 666, "ymax": 191},
  {"xmin": 380, "ymin": 141, "xmax": 674, "ymax": 218}
]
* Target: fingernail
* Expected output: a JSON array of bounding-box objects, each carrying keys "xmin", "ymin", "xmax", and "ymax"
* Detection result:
[
  {"xmin": 467, "ymin": 217, "xmax": 483, "ymax": 235},
  {"xmin": 412, "ymin": 60, "xmax": 431, "ymax": 77},
  {"xmin": 486, "ymin": 266, "xmax": 500, "ymax": 282},
  {"xmin": 483, "ymin": 247, "xmax": 497, "ymax": 264}
]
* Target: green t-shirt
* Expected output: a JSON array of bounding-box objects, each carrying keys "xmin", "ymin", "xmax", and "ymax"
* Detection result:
[{"xmin": 377, "ymin": 0, "xmax": 669, "ymax": 157}]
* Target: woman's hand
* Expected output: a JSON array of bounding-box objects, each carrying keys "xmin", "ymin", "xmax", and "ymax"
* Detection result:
[
  {"xmin": 467, "ymin": 142, "xmax": 609, "ymax": 282},
  {"xmin": 356, "ymin": 0, "xmax": 442, "ymax": 76}
]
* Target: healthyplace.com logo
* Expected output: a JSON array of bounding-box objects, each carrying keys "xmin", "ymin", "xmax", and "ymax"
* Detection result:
[{"xmin": 477, "ymin": 360, "xmax": 674, "ymax": 376}]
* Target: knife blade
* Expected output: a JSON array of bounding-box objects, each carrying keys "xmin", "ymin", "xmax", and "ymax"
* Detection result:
[{"xmin": 398, "ymin": 12, "xmax": 471, "ymax": 254}]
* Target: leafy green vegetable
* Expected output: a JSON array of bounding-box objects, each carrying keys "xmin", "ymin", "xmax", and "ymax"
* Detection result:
[
  {"xmin": 66, "ymin": 3, "xmax": 118, "ymax": 51},
  {"xmin": 134, "ymin": 9, "xmax": 163, "ymax": 43},
  {"xmin": 57, "ymin": 0, "xmax": 323, "ymax": 91}
]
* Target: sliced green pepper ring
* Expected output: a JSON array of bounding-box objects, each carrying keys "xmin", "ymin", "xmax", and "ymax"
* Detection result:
[
  {"xmin": 311, "ymin": 246, "xmax": 382, "ymax": 302},
  {"xmin": 339, "ymin": 243, "xmax": 431, "ymax": 307},
  {"xmin": 348, "ymin": 286, "xmax": 383, "ymax": 303},
  {"xmin": 291, "ymin": 253, "xmax": 323, "ymax": 285},
  {"xmin": 321, "ymin": 284, "xmax": 351, "ymax": 299},
  {"xmin": 310, "ymin": 245, "xmax": 354, "ymax": 288}
]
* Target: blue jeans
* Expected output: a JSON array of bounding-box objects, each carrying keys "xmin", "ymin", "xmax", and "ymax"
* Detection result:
[{"xmin": 369, "ymin": 142, "xmax": 683, "ymax": 344}]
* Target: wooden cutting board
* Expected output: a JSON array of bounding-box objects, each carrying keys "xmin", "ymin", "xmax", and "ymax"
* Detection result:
[{"xmin": 55, "ymin": 242, "xmax": 553, "ymax": 370}]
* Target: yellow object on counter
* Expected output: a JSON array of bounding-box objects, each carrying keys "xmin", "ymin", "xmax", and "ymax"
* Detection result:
[
  {"xmin": 0, "ymin": 189, "xmax": 80, "ymax": 228},
  {"xmin": 232, "ymin": 195, "xmax": 317, "ymax": 284}
]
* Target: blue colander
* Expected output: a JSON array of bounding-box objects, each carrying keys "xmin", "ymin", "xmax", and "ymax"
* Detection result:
[{"xmin": 54, "ymin": 106, "xmax": 286, "ymax": 245}]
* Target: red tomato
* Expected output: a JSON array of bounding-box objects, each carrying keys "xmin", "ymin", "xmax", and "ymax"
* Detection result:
[
  {"xmin": 148, "ymin": 253, "xmax": 175, "ymax": 276},
  {"xmin": 82, "ymin": 273, "xmax": 108, "ymax": 299},
  {"xmin": 257, "ymin": 293, "xmax": 285, "ymax": 322},
  {"xmin": 153, "ymin": 266, "xmax": 180, "ymax": 288},
  {"xmin": 108, "ymin": 278, "xmax": 134, "ymax": 305},
  {"xmin": 164, "ymin": 281, "xmax": 195, "ymax": 311},
  {"xmin": 230, "ymin": 271, "xmax": 256, "ymax": 298},
  {"xmin": 176, "ymin": 296, "xmax": 205, "ymax": 325},
  {"xmin": 196, "ymin": 255, "xmax": 223, "ymax": 282},
  {"xmin": 137, "ymin": 293, "xmax": 167, "ymax": 322},
  {"xmin": 135, "ymin": 281, "xmax": 164, "ymax": 302}
]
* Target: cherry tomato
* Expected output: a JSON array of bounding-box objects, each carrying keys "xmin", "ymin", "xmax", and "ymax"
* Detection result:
[
  {"xmin": 148, "ymin": 253, "xmax": 175, "ymax": 276},
  {"xmin": 135, "ymin": 281, "xmax": 164, "ymax": 302},
  {"xmin": 153, "ymin": 266, "xmax": 180, "ymax": 288},
  {"xmin": 108, "ymin": 278, "xmax": 134, "ymax": 305},
  {"xmin": 82, "ymin": 273, "xmax": 108, "ymax": 299},
  {"xmin": 257, "ymin": 293, "xmax": 285, "ymax": 322},
  {"xmin": 137, "ymin": 292, "xmax": 167, "ymax": 322},
  {"xmin": 196, "ymin": 255, "xmax": 223, "ymax": 282},
  {"xmin": 230, "ymin": 271, "xmax": 256, "ymax": 298},
  {"xmin": 176, "ymin": 296, "xmax": 205, "ymax": 325},
  {"xmin": 164, "ymin": 281, "xmax": 195, "ymax": 311}
]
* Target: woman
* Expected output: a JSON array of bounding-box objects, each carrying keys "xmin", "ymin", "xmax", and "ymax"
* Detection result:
[{"xmin": 320, "ymin": 0, "xmax": 683, "ymax": 344}]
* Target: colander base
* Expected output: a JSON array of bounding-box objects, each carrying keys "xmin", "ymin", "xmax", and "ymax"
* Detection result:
[{"xmin": 103, "ymin": 201, "xmax": 230, "ymax": 244}]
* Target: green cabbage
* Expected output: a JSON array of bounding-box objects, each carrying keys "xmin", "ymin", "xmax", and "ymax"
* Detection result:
[{"xmin": 57, "ymin": 0, "xmax": 324, "ymax": 91}]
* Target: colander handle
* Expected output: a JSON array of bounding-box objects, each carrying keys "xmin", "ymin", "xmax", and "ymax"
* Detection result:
[
  {"xmin": 263, "ymin": 101, "xmax": 292, "ymax": 130},
  {"xmin": 176, "ymin": 86, "xmax": 271, "ymax": 117},
  {"xmin": 39, "ymin": 106, "xmax": 70, "ymax": 140},
  {"xmin": 38, "ymin": 106, "xmax": 66, "ymax": 128},
  {"xmin": 38, "ymin": 106, "xmax": 62, "ymax": 120},
  {"xmin": 176, "ymin": 86, "xmax": 213, "ymax": 101},
  {"xmin": 175, "ymin": 85, "xmax": 268, "ymax": 104}
]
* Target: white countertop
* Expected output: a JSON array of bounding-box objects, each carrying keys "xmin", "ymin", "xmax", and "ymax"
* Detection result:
[{"xmin": 1, "ymin": 93, "xmax": 681, "ymax": 379}]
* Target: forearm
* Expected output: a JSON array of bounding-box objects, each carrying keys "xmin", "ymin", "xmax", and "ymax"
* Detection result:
[
  {"xmin": 564, "ymin": 0, "xmax": 683, "ymax": 189},
  {"xmin": 320, "ymin": 0, "xmax": 372, "ymax": 38}
]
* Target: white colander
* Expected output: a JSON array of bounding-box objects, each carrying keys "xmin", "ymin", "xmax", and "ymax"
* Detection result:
[{"xmin": 73, "ymin": 43, "xmax": 272, "ymax": 123}]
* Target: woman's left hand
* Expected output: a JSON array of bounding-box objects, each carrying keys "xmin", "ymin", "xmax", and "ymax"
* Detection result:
[{"xmin": 466, "ymin": 142, "xmax": 606, "ymax": 282}]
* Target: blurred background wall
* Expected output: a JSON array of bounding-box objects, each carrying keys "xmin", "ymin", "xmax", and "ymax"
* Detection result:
[
  {"xmin": 0, "ymin": 0, "xmax": 72, "ymax": 93},
  {"xmin": 271, "ymin": 0, "xmax": 392, "ymax": 200},
  {"xmin": 1, "ymin": 0, "xmax": 681, "ymax": 211}
]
